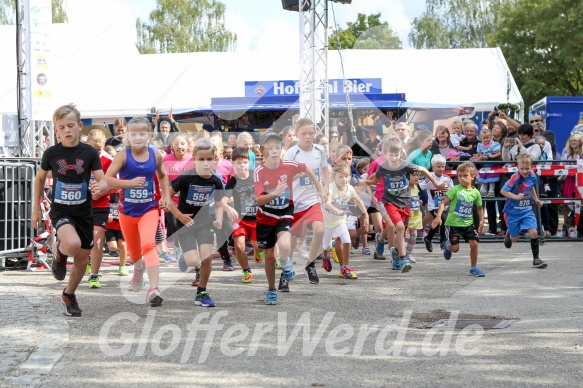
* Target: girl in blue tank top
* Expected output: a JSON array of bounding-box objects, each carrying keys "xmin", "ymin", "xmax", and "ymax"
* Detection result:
[{"xmin": 103, "ymin": 118, "xmax": 172, "ymax": 308}]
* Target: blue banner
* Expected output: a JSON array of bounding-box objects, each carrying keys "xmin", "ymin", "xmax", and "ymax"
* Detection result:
[{"xmin": 245, "ymin": 78, "xmax": 383, "ymax": 97}]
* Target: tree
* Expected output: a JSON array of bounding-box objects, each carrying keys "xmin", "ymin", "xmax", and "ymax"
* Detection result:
[
  {"xmin": 0, "ymin": 0, "xmax": 68, "ymax": 24},
  {"xmin": 408, "ymin": 0, "xmax": 503, "ymax": 49},
  {"xmin": 136, "ymin": 0, "xmax": 237, "ymax": 54},
  {"xmin": 494, "ymin": 0, "xmax": 583, "ymax": 108},
  {"xmin": 329, "ymin": 13, "xmax": 402, "ymax": 50}
]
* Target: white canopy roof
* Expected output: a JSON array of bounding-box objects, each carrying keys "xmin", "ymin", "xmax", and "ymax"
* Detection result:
[{"xmin": 0, "ymin": 21, "xmax": 522, "ymax": 120}]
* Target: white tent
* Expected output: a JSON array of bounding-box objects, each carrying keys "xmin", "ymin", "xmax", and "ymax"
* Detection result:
[{"xmin": 0, "ymin": 21, "xmax": 523, "ymax": 120}]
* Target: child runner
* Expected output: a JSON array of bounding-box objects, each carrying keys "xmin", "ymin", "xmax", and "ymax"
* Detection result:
[
  {"xmin": 86, "ymin": 129, "xmax": 113, "ymax": 289},
  {"xmin": 171, "ymin": 139, "xmax": 224, "ymax": 307},
  {"xmin": 501, "ymin": 154, "xmax": 547, "ymax": 268},
  {"xmin": 222, "ymin": 147, "xmax": 261, "ymax": 283},
  {"xmin": 405, "ymin": 170, "xmax": 422, "ymax": 263},
  {"xmin": 31, "ymin": 104, "xmax": 106, "ymax": 317},
  {"xmin": 431, "ymin": 161, "xmax": 486, "ymax": 277},
  {"xmin": 103, "ymin": 117, "xmax": 172, "ymax": 306},
  {"xmin": 421, "ymin": 155, "xmax": 454, "ymax": 252},
  {"xmin": 105, "ymin": 189, "xmax": 129, "ymax": 275},
  {"xmin": 321, "ymin": 163, "xmax": 368, "ymax": 279},
  {"xmin": 237, "ymin": 132, "xmax": 256, "ymax": 169},
  {"xmin": 283, "ymin": 118, "xmax": 329, "ymax": 285},
  {"xmin": 364, "ymin": 136, "xmax": 446, "ymax": 272},
  {"xmin": 255, "ymin": 131, "xmax": 325, "ymax": 304}
]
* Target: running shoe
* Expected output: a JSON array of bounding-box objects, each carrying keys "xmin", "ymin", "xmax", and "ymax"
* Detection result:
[
  {"xmin": 406, "ymin": 254, "xmax": 416, "ymax": 263},
  {"xmin": 281, "ymin": 258, "xmax": 295, "ymax": 281},
  {"xmin": 265, "ymin": 289, "xmax": 278, "ymax": 305},
  {"xmin": 223, "ymin": 260, "xmax": 234, "ymax": 271},
  {"xmin": 374, "ymin": 251, "xmax": 386, "ymax": 260},
  {"xmin": 88, "ymin": 274, "xmax": 101, "ymax": 289},
  {"xmin": 322, "ymin": 256, "xmax": 332, "ymax": 272},
  {"xmin": 241, "ymin": 270, "xmax": 253, "ymax": 283},
  {"xmin": 178, "ymin": 254, "xmax": 188, "ymax": 272},
  {"xmin": 118, "ymin": 265, "xmax": 129, "ymax": 276},
  {"xmin": 61, "ymin": 290, "xmax": 81, "ymax": 317},
  {"xmin": 297, "ymin": 242, "xmax": 309, "ymax": 258},
  {"xmin": 254, "ymin": 251, "xmax": 264, "ymax": 264},
  {"xmin": 146, "ymin": 287, "xmax": 163, "ymax": 307},
  {"xmin": 275, "ymin": 257, "xmax": 282, "ymax": 269},
  {"xmin": 195, "ymin": 291, "xmax": 216, "ymax": 307},
  {"xmin": 305, "ymin": 262, "xmax": 319, "ymax": 284},
  {"xmin": 191, "ymin": 269, "xmax": 200, "ymax": 287},
  {"xmin": 51, "ymin": 241, "xmax": 68, "ymax": 281},
  {"xmin": 159, "ymin": 252, "xmax": 176, "ymax": 263},
  {"xmin": 129, "ymin": 265, "xmax": 146, "ymax": 292},
  {"xmin": 424, "ymin": 236, "xmax": 433, "ymax": 252},
  {"xmin": 504, "ymin": 230, "xmax": 512, "ymax": 249},
  {"xmin": 390, "ymin": 247, "xmax": 399, "ymax": 269},
  {"xmin": 443, "ymin": 246, "xmax": 452, "ymax": 260},
  {"xmin": 330, "ymin": 241, "xmax": 339, "ymax": 263},
  {"xmin": 278, "ymin": 273, "xmax": 289, "ymax": 292},
  {"xmin": 339, "ymin": 267, "xmax": 357, "ymax": 279},
  {"xmin": 470, "ymin": 267, "xmax": 485, "ymax": 277},
  {"xmin": 350, "ymin": 246, "xmax": 356, "ymax": 254},
  {"xmin": 362, "ymin": 245, "xmax": 372, "ymax": 255},
  {"xmin": 400, "ymin": 259, "xmax": 412, "ymax": 273},
  {"xmin": 245, "ymin": 245, "xmax": 254, "ymax": 255},
  {"xmin": 375, "ymin": 232, "xmax": 385, "ymax": 256},
  {"xmin": 85, "ymin": 259, "xmax": 91, "ymax": 275},
  {"xmin": 108, "ymin": 250, "xmax": 119, "ymax": 257},
  {"xmin": 533, "ymin": 258, "xmax": 548, "ymax": 268}
]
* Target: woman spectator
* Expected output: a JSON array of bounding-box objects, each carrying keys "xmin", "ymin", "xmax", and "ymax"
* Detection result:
[
  {"xmin": 430, "ymin": 125, "xmax": 451, "ymax": 158},
  {"xmin": 560, "ymin": 134, "xmax": 583, "ymax": 232},
  {"xmin": 315, "ymin": 133, "xmax": 329, "ymax": 157},
  {"xmin": 280, "ymin": 126, "xmax": 297, "ymax": 158},
  {"xmin": 406, "ymin": 130, "xmax": 434, "ymax": 172}
]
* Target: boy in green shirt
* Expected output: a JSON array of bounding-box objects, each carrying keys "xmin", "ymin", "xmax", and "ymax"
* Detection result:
[{"xmin": 432, "ymin": 161, "xmax": 486, "ymax": 277}]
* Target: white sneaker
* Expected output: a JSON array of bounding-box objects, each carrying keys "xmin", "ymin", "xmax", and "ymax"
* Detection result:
[{"xmin": 297, "ymin": 243, "xmax": 309, "ymax": 259}]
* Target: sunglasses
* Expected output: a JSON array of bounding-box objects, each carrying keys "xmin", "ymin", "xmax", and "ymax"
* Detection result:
[
  {"xmin": 530, "ymin": 119, "xmax": 542, "ymax": 124},
  {"xmin": 395, "ymin": 128, "xmax": 408, "ymax": 132}
]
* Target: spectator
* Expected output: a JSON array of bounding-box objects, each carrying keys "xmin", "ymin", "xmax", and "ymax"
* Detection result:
[
  {"xmin": 456, "ymin": 122, "xmax": 480, "ymax": 160},
  {"xmin": 315, "ymin": 133, "xmax": 329, "ymax": 157},
  {"xmin": 152, "ymin": 108, "xmax": 180, "ymax": 146},
  {"xmin": 105, "ymin": 118, "xmax": 127, "ymax": 151},
  {"xmin": 406, "ymin": 130, "xmax": 434, "ymax": 172},
  {"xmin": 431, "ymin": 125, "xmax": 451, "ymax": 158},
  {"xmin": 227, "ymin": 133, "xmax": 238, "ymax": 148},
  {"xmin": 502, "ymin": 124, "xmax": 541, "ymax": 161},
  {"xmin": 559, "ymin": 134, "xmax": 583, "ymax": 232},
  {"xmin": 364, "ymin": 127, "xmax": 381, "ymax": 151},
  {"xmin": 281, "ymin": 126, "xmax": 297, "ymax": 156},
  {"xmin": 329, "ymin": 131, "xmax": 340, "ymax": 143},
  {"xmin": 395, "ymin": 122, "xmax": 411, "ymax": 145}
]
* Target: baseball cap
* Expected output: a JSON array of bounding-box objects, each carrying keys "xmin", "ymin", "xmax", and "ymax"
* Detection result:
[{"xmin": 260, "ymin": 131, "xmax": 282, "ymax": 145}]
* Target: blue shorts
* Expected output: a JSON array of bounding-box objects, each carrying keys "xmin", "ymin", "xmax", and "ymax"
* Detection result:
[{"xmin": 504, "ymin": 211, "xmax": 537, "ymax": 238}]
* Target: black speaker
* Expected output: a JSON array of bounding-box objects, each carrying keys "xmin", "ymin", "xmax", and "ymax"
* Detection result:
[{"xmin": 282, "ymin": 0, "xmax": 351, "ymax": 12}]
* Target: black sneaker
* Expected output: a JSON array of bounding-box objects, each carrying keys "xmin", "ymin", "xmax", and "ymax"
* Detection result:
[
  {"xmin": 278, "ymin": 273, "xmax": 289, "ymax": 292},
  {"xmin": 373, "ymin": 251, "xmax": 386, "ymax": 260},
  {"xmin": 305, "ymin": 262, "xmax": 319, "ymax": 285},
  {"xmin": 533, "ymin": 258, "xmax": 548, "ymax": 268},
  {"xmin": 108, "ymin": 250, "xmax": 119, "ymax": 257},
  {"xmin": 423, "ymin": 237, "xmax": 433, "ymax": 252},
  {"xmin": 504, "ymin": 231, "xmax": 512, "ymax": 249},
  {"xmin": 51, "ymin": 241, "xmax": 68, "ymax": 281},
  {"xmin": 61, "ymin": 290, "xmax": 82, "ymax": 317}
]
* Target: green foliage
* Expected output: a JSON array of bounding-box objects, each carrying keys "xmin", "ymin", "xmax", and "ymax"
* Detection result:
[
  {"xmin": 330, "ymin": 13, "xmax": 402, "ymax": 50},
  {"xmin": 495, "ymin": 0, "xmax": 583, "ymax": 108},
  {"xmin": 409, "ymin": 0, "xmax": 503, "ymax": 49},
  {"xmin": 136, "ymin": 0, "xmax": 237, "ymax": 54},
  {"xmin": 0, "ymin": 0, "xmax": 67, "ymax": 24}
]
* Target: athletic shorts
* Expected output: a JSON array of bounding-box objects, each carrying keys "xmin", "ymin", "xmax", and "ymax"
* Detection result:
[
  {"xmin": 367, "ymin": 205, "xmax": 379, "ymax": 214},
  {"xmin": 50, "ymin": 210, "xmax": 94, "ymax": 250},
  {"xmin": 257, "ymin": 220, "xmax": 292, "ymax": 249},
  {"xmin": 346, "ymin": 215, "xmax": 358, "ymax": 231},
  {"xmin": 445, "ymin": 225, "xmax": 479, "ymax": 246},
  {"xmin": 232, "ymin": 219, "xmax": 257, "ymax": 241},
  {"xmin": 92, "ymin": 208, "xmax": 109, "ymax": 228},
  {"xmin": 504, "ymin": 212, "xmax": 537, "ymax": 238},
  {"xmin": 175, "ymin": 221, "xmax": 215, "ymax": 253},
  {"xmin": 105, "ymin": 229, "xmax": 124, "ymax": 242},
  {"xmin": 292, "ymin": 204, "xmax": 324, "ymax": 236},
  {"xmin": 323, "ymin": 223, "xmax": 351, "ymax": 249},
  {"xmin": 384, "ymin": 203, "xmax": 410, "ymax": 226}
]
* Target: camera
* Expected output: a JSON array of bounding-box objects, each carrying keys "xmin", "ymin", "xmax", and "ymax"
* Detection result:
[{"xmin": 493, "ymin": 106, "xmax": 500, "ymax": 117}]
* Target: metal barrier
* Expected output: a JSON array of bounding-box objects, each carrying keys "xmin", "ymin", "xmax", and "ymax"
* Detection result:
[{"xmin": 0, "ymin": 159, "xmax": 41, "ymax": 266}]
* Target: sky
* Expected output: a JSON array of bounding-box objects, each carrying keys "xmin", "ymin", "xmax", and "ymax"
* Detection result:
[{"xmin": 65, "ymin": 0, "xmax": 426, "ymax": 51}]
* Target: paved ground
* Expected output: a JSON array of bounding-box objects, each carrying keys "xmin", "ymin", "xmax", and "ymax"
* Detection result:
[{"xmin": 1, "ymin": 239, "xmax": 582, "ymax": 387}]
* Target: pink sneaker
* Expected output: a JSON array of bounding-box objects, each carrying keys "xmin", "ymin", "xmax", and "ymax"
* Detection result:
[{"xmin": 146, "ymin": 287, "xmax": 163, "ymax": 307}]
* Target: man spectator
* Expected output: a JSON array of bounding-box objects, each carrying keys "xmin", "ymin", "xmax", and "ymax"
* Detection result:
[
  {"xmin": 457, "ymin": 122, "xmax": 480, "ymax": 160},
  {"xmin": 104, "ymin": 118, "xmax": 127, "ymax": 151},
  {"xmin": 395, "ymin": 122, "xmax": 411, "ymax": 145},
  {"xmin": 364, "ymin": 127, "xmax": 381, "ymax": 151},
  {"xmin": 152, "ymin": 108, "xmax": 180, "ymax": 146},
  {"xmin": 227, "ymin": 133, "xmax": 238, "ymax": 148}
]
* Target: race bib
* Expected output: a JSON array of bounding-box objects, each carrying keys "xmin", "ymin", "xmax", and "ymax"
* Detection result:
[
  {"xmin": 410, "ymin": 196, "xmax": 420, "ymax": 211},
  {"xmin": 124, "ymin": 181, "xmax": 154, "ymax": 204},
  {"xmin": 110, "ymin": 203, "xmax": 119, "ymax": 220},
  {"xmin": 434, "ymin": 193, "xmax": 445, "ymax": 208},
  {"xmin": 514, "ymin": 197, "xmax": 532, "ymax": 210},
  {"xmin": 299, "ymin": 168, "xmax": 320, "ymax": 187},
  {"xmin": 241, "ymin": 197, "xmax": 258, "ymax": 215},
  {"xmin": 265, "ymin": 188, "xmax": 290, "ymax": 209},
  {"xmin": 186, "ymin": 185, "xmax": 214, "ymax": 206},
  {"xmin": 54, "ymin": 181, "xmax": 88, "ymax": 205},
  {"xmin": 385, "ymin": 175, "xmax": 407, "ymax": 195},
  {"xmin": 453, "ymin": 200, "xmax": 473, "ymax": 220}
]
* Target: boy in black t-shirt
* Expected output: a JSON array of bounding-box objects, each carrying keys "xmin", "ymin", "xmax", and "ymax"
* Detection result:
[
  {"xmin": 31, "ymin": 104, "xmax": 106, "ymax": 317},
  {"xmin": 170, "ymin": 139, "xmax": 224, "ymax": 307},
  {"xmin": 222, "ymin": 147, "xmax": 261, "ymax": 284}
]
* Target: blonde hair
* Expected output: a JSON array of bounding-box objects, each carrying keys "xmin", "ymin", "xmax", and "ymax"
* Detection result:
[
  {"xmin": 192, "ymin": 138, "xmax": 216, "ymax": 157},
  {"xmin": 104, "ymin": 145, "xmax": 116, "ymax": 155},
  {"xmin": 87, "ymin": 128, "xmax": 106, "ymax": 143},
  {"xmin": 237, "ymin": 132, "xmax": 254, "ymax": 144},
  {"xmin": 53, "ymin": 104, "xmax": 81, "ymax": 123},
  {"xmin": 332, "ymin": 162, "xmax": 350, "ymax": 175},
  {"xmin": 457, "ymin": 161, "xmax": 476, "ymax": 176},
  {"xmin": 336, "ymin": 145, "xmax": 353, "ymax": 160},
  {"xmin": 194, "ymin": 130, "xmax": 210, "ymax": 140},
  {"xmin": 356, "ymin": 158, "xmax": 370, "ymax": 172},
  {"xmin": 382, "ymin": 134, "xmax": 403, "ymax": 155},
  {"xmin": 517, "ymin": 153, "xmax": 533, "ymax": 166},
  {"xmin": 567, "ymin": 134, "xmax": 583, "ymax": 159},
  {"xmin": 123, "ymin": 117, "xmax": 152, "ymax": 147}
]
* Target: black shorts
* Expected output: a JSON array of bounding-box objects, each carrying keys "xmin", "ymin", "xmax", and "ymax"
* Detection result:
[
  {"xmin": 256, "ymin": 220, "xmax": 293, "ymax": 249},
  {"xmin": 105, "ymin": 229, "xmax": 124, "ymax": 242},
  {"xmin": 445, "ymin": 225, "xmax": 479, "ymax": 246},
  {"xmin": 50, "ymin": 210, "xmax": 94, "ymax": 250},
  {"xmin": 367, "ymin": 206, "xmax": 379, "ymax": 214},
  {"xmin": 175, "ymin": 221, "xmax": 215, "ymax": 253},
  {"xmin": 93, "ymin": 208, "xmax": 109, "ymax": 228}
]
